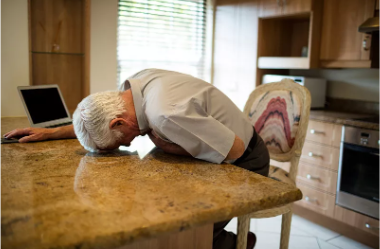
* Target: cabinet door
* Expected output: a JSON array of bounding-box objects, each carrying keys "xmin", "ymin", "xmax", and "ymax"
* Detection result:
[
  {"xmin": 259, "ymin": 0, "xmax": 283, "ymax": 17},
  {"xmin": 320, "ymin": 0, "xmax": 375, "ymax": 62},
  {"xmin": 282, "ymin": 0, "xmax": 312, "ymax": 15}
]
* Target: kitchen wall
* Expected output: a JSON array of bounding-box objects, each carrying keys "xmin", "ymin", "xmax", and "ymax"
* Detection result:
[
  {"xmin": 290, "ymin": 69, "xmax": 379, "ymax": 103},
  {"xmin": 1, "ymin": 0, "xmax": 30, "ymax": 117},
  {"xmin": 1, "ymin": 0, "xmax": 119, "ymax": 117},
  {"xmin": 90, "ymin": 0, "xmax": 118, "ymax": 94}
]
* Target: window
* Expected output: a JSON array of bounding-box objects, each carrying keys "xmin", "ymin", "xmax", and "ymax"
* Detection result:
[{"xmin": 117, "ymin": 0, "xmax": 208, "ymax": 85}]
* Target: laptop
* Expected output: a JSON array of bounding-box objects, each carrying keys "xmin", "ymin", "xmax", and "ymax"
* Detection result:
[{"xmin": 18, "ymin": 85, "xmax": 73, "ymax": 128}]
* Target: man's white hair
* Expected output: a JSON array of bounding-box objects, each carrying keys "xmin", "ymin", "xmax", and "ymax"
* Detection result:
[{"xmin": 73, "ymin": 91, "xmax": 126, "ymax": 151}]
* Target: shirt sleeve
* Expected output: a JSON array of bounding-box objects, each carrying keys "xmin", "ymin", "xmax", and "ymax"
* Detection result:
[{"xmin": 157, "ymin": 98, "xmax": 236, "ymax": 164}]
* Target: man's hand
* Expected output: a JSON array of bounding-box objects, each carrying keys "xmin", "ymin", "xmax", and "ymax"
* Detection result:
[
  {"xmin": 4, "ymin": 128, "xmax": 55, "ymax": 143},
  {"xmin": 4, "ymin": 125, "xmax": 76, "ymax": 143},
  {"xmin": 148, "ymin": 130, "xmax": 190, "ymax": 156}
]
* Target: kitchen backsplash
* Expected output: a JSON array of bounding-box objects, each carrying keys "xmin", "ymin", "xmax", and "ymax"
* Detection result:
[
  {"xmin": 325, "ymin": 97, "xmax": 379, "ymax": 115},
  {"xmin": 290, "ymin": 69, "xmax": 379, "ymax": 103}
]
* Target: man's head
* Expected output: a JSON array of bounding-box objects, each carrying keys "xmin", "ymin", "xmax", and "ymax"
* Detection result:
[{"xmin": 73, "ymin": 91, "xmax": 139, "ymax": 152}]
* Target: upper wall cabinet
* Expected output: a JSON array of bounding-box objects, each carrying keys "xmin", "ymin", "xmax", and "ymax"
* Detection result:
[
  {"xmin": 29, "ymin": 0, "xmax": 90, "ymax": 113},
  {"xmin": 259, "ymin": 0, "xmax": 312, "ymax": 17},
  {"xmin": 320, "ymin": 0, "xmax": 376, "ymax": 68},
  {"xmin": 257, "ymin": 0, "xmax": 323, "ymax": 69}
]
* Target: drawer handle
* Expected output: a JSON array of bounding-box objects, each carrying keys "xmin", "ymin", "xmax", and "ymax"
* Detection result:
[
  {"xmin": 306, "ymin": 174, "xmax": 320, "ymax": 180},
  {"xmin": 305, "ymin": 196, "xmax": 317, "ymax": 203},
  {"xmin": 308, "ymin": 152, "xmax": 322, "ymax": 158},
  {"xmin": 310, "ymin": 129, "xmax": 325, "ymax": 135},
  {"xmin": 365, "ymin": 223, "xmax": 380, "ymax": 230}
]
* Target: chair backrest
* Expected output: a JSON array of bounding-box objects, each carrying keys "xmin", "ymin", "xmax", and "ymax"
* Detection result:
[{"xmin": 243, "ymin": 79, "xmax": 311, "ymax": 180}]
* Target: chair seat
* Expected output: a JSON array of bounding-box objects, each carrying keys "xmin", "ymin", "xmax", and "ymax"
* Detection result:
[{"xmin": 268, "ymin": 165, "xmax": 295, "ymax": 186}]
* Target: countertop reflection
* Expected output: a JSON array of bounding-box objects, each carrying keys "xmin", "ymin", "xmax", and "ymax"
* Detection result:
[{"xmin": 2, "ymin": 117, "xmax": 302, "ymax": 249}]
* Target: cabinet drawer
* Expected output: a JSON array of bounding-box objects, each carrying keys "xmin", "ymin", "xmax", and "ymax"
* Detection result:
[
  {"xmin": 355, "ymin": 212, "xmax": 380, "ymax": 237},
  {"xmin": 297, "ymin": 162, "xmax": 338, "ymax": 194},
  {"xmin": 300, "ymin": 141, "xmax": 340, "ymax": 171},
  {"xmin": 306, "ymin": 120, "xmax": 342, "ymax": 147},
  {"xmin": 334, "ymin": 205, "xmax": 379, "ymax": 237},
  {"xmin": 296, "ymin": 183, "xmax": 335, "ymax": 218}
]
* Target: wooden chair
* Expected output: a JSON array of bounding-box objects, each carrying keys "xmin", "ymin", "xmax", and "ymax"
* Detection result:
[{"xmin": 236, "ymin": 79, "xmax": 311, "ymax": 249}]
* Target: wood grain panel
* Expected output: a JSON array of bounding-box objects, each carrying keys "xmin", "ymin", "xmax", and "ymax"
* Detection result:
[
  {"xmin": 118, "ymin": 224, "xmax": 213, "ymax": 249},
  {"xmin": 258, "ymin": 0, "xmax": 282, "ymax": 17},
  {"xmin": 30, "ymin": 0, "xmax": 84, "ymax": 53},
  {"xmin": 320, "ymin": 0, "xmax": 375, "ymax": 61},
  {"xmin": 305, "ymin": 120, "xmax": 342, "ymax": 147},
  {"xmin": 296, "ymin": 182, "xmax": 335, "ymax": 217},
  {"xmin": 32, "ymin": 53, "xmax": 83, "ymax": 112},
  {"xmin": 320, "ymin": 60, "xmax": 372, "ymax": 68},
  {"xmin": 300, "ymin": 141, "xmax": 340, "ymax": 171},
  {"xmin": 282, "ymin": 0, "xmax": 312, "ymax": 16},
  {"xmin": 297, "ymin": 162, "xmax": 338, "ymax": 194},
  {"xmin": 355, "ymin": 212, "xmax": 380, "ymax": 236},
  {"xmin": 334, "ymin": 205, "xmax": 380, "ymax": 237},
  {"xmin": 331, "ymin": 124, "xmax": 343, "ymax": 148}
]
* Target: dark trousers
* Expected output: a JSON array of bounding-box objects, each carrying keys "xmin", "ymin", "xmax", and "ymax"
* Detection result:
[{"xmin": 213, "ymin": 131, "xmax": 270, "ymax": 249}]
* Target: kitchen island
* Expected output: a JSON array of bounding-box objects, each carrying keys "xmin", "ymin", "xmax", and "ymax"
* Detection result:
[{"xmin": 2, "ymin": 117, "xmax": 302, "ymax": 249}]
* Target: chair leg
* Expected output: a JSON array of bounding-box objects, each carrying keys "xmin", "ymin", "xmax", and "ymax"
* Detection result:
[
  {"xmin": 236, "ymin": 214, "xmax": 250, "ymax": 249},
  {"xmin": 280, "ymin": 210, "xmax": 293, "ymax": 249}
]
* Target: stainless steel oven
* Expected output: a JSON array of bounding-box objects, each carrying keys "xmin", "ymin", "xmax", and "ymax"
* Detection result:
[{"xmin": 336, "ymin": 125, "xmax": 379, "ymax": 219}]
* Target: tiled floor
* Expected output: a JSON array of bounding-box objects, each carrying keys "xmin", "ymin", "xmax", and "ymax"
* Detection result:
[{"xmin": 224, "ymin": 215, "xmax": 375, "ymax": 249}]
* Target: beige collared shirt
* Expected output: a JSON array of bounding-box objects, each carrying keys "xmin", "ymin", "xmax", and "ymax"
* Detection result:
[{"xmin": 120, "ymin": 69, "xmax": 253, "ymax": 164}]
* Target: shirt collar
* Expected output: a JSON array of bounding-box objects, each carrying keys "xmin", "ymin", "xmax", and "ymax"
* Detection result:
[{"xmin": 126, "ymin": 79, "xmax": 150, "ymax": 134}]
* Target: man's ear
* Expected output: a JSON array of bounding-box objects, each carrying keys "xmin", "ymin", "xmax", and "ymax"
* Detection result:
[{"xmin": 109, "ymin": 118, "xmax": 126, "ymax": 130}]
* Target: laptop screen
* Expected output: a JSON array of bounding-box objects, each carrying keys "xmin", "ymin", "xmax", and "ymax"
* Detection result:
[{"xmin": 20, "ymin": 88, "xmax": 69, "ymax": 124}]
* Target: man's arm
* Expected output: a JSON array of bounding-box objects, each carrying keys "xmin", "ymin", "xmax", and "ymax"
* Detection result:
[
  {"xmin": 148, "ymin": 131, "xmax": 191, "ymax": 156},
  {"xmin": 4, "ymin": 124, "xmax": 76, "ymax": 143},
  {"xmin": 148, "ymin": 131, "xmax": 245, "ymax": 161}
]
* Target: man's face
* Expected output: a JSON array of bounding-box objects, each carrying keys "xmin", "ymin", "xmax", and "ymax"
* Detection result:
[{"xmin": 100, "ymin": 130, "xmax": 137, "ymax": 151}]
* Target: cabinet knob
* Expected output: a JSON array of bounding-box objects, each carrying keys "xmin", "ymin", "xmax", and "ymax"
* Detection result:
[
  {"xmin": 310, "ymin": 129, "xmax": 324, "ymax": 135},
  {"xmin": 306, "ymin": 174, "xmax": 320, "ymax": 180},
  {"xmin": 365, "ymin": 223, "xmax": 380, "ymax": 230},
  {"xmin": 308, "ymin": 152, "xmax": 322, "ymax": 158},
  {"xmin": 305, "ymin": 196, "xmax": 317, "ymax": 203}
]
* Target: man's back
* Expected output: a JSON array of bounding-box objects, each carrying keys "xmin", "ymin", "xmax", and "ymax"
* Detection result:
[{"xmin": 124, "ymin": 69, "xmax": 254, "ymax": 163}]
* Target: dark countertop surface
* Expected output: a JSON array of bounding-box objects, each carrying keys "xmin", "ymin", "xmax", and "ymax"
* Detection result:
[{"xmin": 310, "ymin": 110, "xmax": 379, "ymax": 130}]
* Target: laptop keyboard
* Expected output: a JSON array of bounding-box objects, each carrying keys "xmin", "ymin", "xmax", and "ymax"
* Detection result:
[{"xmin": 46, "ymin": 121, "xmax": 73, "ymax": 128}]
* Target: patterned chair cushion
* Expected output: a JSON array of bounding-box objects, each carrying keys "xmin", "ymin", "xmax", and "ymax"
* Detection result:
[
  {"xmin": 248, "ymin": 90, "xmax": 301, "ymax": 154},
  {"xmin": 268, "ymin": 165, "xmax": 294, "ymax": 186}
]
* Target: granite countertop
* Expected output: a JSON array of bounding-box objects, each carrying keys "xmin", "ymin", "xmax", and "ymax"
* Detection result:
[
  {"xmin": 310, "ymin": 110, "xmax": 379, "ymax": 130},
  {"xmin": 1, "ymin": 117, "xmax": 302, "ymax": 249}
]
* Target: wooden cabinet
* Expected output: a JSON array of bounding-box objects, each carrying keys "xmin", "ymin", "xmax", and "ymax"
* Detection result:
[
  {"xmin": 334, "ymin": 205, "xmax": 380, "ymax": 236},
  {"xmin": 258, "ymin": 0, "xmax": 282, "ymax": 17},
  {"xmin": 259, "ymin": 0, "xmax": 312, "ymax": 17},
  {"xmin": 300, "ymin": 141, "xmax": 340, "ymax": 171},
  {"xmin": 28, "ymin": 0, "xmax": 90, "ymax": 113},
  {"xmin": 320, "ymin": 0, "xmax": 376, "ymax": 68},
  {"xmin": 257, "ymin": 0, "xmax": 323, "ymax": 70},
  {"xmin": 295, "ymin": 119, "xmax": 379, "ymax": 244},
  {"xmin": 305, "ymin": 120, "xmax": 342, "ymax": 147},
  {"xmin": 282, "ymin": 0, "xmax": 312, "ymax": 16},
  {"xmin": 297, "ymin": 162, "xmax": 338, "ymax": 193},
  {"xmin": 296, "ymin": 182, "xmax": 336, "ymax": 218}
]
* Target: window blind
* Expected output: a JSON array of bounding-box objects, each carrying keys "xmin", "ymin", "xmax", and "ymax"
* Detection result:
[{"xmin": 117, "ymin": 0, "xmax": 207, "ymax": 85}]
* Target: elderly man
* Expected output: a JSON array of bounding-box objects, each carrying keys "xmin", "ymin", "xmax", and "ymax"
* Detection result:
[{"xmin": 5, "ymin": 69, "xmax": 269, "ymax": 249}]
